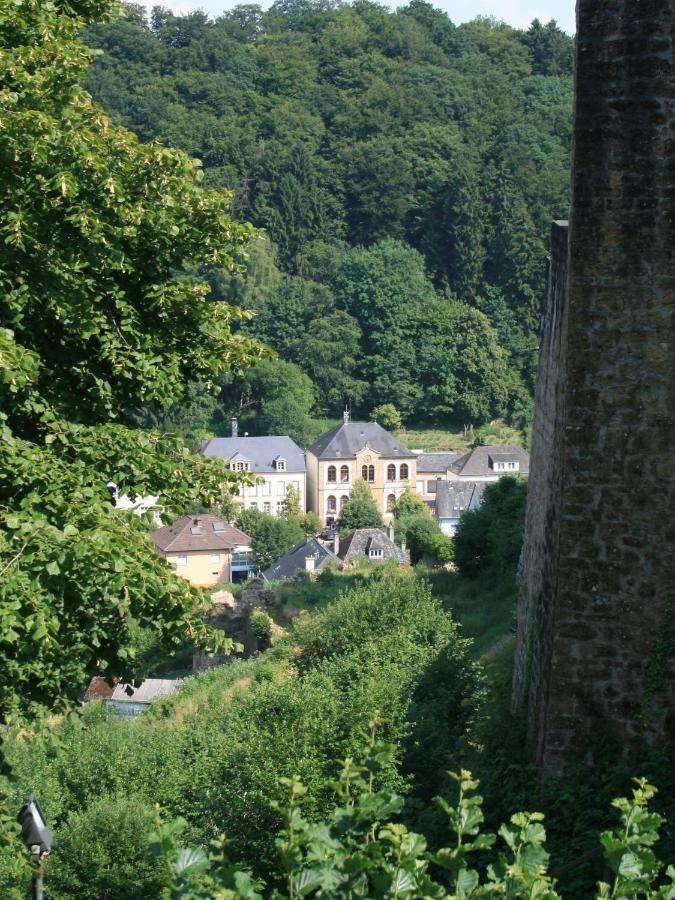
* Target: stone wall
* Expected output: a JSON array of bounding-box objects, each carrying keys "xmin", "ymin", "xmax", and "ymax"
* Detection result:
[
  {"xmin": 512, "ymin": 221, "xmax": 569, "ymax": 761},
  {"xmin": 513, "ymin": 0, "xmax": 675, "ymax": 774}
]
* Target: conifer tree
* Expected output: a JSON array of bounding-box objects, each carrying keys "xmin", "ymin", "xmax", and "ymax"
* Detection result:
[{"xmin": 337, "ymin": 480, "xmax": 384, "ymax": 532}]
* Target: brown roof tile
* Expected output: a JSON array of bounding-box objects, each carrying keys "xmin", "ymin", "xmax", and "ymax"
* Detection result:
[{"xmin": 152, "ymin": 514, "xmax": 251, "ymax": 554}]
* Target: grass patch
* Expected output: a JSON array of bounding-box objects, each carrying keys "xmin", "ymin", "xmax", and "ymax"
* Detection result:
[
  {"xmin": 423, "ymin": 568, "xmax": 516, "ymax": 658},
  {"xmin": 270, "ymin": 561, "xmax": 407, "ymax": 616},
  {"xmin": 396, "ymin": 421, "xmax": 525, "ymax": 453}
]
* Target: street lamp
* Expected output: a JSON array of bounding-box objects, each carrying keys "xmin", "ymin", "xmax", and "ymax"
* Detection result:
[{"xmin": 17, "ymin": 794, "xmax": 52, "ymax": 900}]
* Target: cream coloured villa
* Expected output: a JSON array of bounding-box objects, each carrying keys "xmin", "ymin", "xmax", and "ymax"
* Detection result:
[{"xmin": 306, "ymin": 418, "xmax": 416, "ymax": 524}]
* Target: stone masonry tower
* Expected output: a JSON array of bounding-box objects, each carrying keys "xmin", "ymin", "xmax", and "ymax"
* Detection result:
[{"xmin": 513, "ymin": 0, "xmax": 675, "ymax": 774}]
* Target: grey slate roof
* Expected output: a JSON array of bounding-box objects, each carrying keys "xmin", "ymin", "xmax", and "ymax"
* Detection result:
[
  {"xmin": 415, "ymin": 452, "xmax": 460, "ymax": 473},
  {"xmin": 435, "ymin": 481, "xmax": 486, "ymax": 519},
  {"xmin": 308, "ymin": 422, "xmax": 414, "ymax": 460},
  {"xmin": 451, "ymin": 445, "xmax": 530, "ymax": 478},
  {"xmin": 109, "ymin": 679, "xmax": 182, "ymax": 705},
  {"xmin": 152, "ymin": 514, "xmax": 251, "ymax": 553},
  {"xmin": 262, "ymin": 537, "xmax": 337, "ymax": 581},
  {"xmin": 201, "ymin": 436, "xmax": 306, "ymax": 473},
  {"xmin": 338, "ymin": 528, "xmax": 409, "ymax": 564}
]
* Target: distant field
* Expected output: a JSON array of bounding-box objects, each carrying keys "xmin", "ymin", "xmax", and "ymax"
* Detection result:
[
  {"xmin": 306, "ymin": 418, "xmax": 525, "ymax": 453},
  {"xmin": 397, "ymin": 422, "xmax": 525, "ymax": 453}
]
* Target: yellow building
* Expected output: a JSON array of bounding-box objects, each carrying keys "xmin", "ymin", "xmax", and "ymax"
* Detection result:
[
  {"xmin": 306, "ymin": 419, "xmax": 417, "ymax": 524},
  {"xmin": 152, "ymin": 514, "xmax": 253, "ymax": 587}
]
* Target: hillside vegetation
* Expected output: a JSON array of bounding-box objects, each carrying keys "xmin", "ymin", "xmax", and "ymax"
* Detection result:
[
  {"xmin": 0, "ymin": 576, "xmax": 485, "ymax": 896},
  {"xmin": 85, "ymin": 3, "xmax": 573, "ymax": 442}
]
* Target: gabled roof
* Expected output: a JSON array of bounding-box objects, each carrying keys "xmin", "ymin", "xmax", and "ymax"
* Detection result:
[
  {"xmin": 262, "ymin": 537, "xmax": 337, "ymax": 581},
  {"xmin": 201, "ymin": 436, "xmax": 306, "ymax": 473},
  {"xmin": 435, "ymin": 481, "xmax": 486, "ymax": 519},
  {"xmin": 338, "ymin": 528, "xmax": 409, "ymax": 564},
  {"xmin": 109, "ymin": 679, "xmax": 182, "ymax": 705},
  {"xmin": 451, "ymin": 445, "xmax": 530, "ymax": 478},
  {"xmin": 152, "ymin": 514, "xmax": 250, "ymax": 554},
  {"xmin": 415, "ymin": 452, "xmax": 460, "ymax": 473},
  {"xmin": 308, "ymin": 422, "xmax": 414, "ymax": 460}
]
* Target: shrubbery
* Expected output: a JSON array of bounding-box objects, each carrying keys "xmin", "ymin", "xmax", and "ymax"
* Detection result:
[
  {"xmin": 0, "ymin": 577, "xmax": 481, "ymax": 894},
  {"xmin": 47, "ymin": 797, "xmax": 165, "ymax": 900},
  {"xmin": 392, "ymin": 489, "xmax": 454, "ymax": 565},
  {"xmin": 153, "ymin": 725, "xmax": 675, "ymax": 899},
  {"xmin": 454, "ymin": 476, "xmax": 527, "ymax": 578}
]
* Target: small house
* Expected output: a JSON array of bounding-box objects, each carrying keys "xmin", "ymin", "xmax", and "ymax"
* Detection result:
[
  {"xmin": 338, "ymin": 527, "xmax": 409, "ymax": 565},
  {"xmin": 152, "ymin": 514, "xmax": 254, "ymax": 586},
  {"xmin": 262, "ymin": 536, "xmax": 337, "ymax": 582}
]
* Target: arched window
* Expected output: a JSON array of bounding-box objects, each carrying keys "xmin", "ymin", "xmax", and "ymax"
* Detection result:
[
  {"xmin": 387, "ymin": 464, "xmax": 396, "ymax": 481},
  {"xmin": 327, "ymin": 465, "xmax": 337, "ymax": 483},
  {"xmin": 340, "ymin": 495, "xmax": 349, "ymax": 509},
  {"xmin": 386, "ymin": 494, "xmax": 396, "ymax": 512},
  {"xmin": 327, "ymin": 495, "xmax": 337, "ymax": 513},
  {"xmin": 361, "ymin": 464, "xmax": 368, "ymax": 481},
  {"xmin": 368, "ymin": 465, "xmax": 375, "ymax": 481},
  {"xmin": 400, "ymin": 463, "xmax": 409, "ymax": 481},
  {"xmin": 340, "ymin": 465, "xmax": 349, "ymax": 483}
]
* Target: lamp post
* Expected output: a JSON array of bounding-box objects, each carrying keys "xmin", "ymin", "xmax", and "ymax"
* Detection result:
[{"xmin": 17, "ymin": 794, "xmax": 52, "ymax": 900}]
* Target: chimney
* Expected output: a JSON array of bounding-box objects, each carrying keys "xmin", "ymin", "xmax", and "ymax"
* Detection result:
[
  {"xmin": 333, "ymin": 531, "xmax": 340, "ymax": 555},
  {"xmin": 305, "ymin": 554, "xmax": 315, "ymax": 572},
  {"xmin": 231, "ymin": 417, "xmax": 238, "ymax": 438},
  {"xmin": 387, "ymin": 523, "xmax": 395, "ymax": 541}
]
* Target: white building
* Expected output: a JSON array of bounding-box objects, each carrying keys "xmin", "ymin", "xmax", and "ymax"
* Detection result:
[
  {"xmin": 201, "ymin": 433, "xmax": 307, "ymax": 516},
  {"xmin": 107, "ymin": 481, "xmax": 163, "ymax": 526}
]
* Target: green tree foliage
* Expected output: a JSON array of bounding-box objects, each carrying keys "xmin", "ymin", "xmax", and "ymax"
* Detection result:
[
  {"xmin": 392, "ymin": 489, "xmax": 452, "ymax": 565},
  {"xmin": 0, "ymin": 577, "xmax": 482, "ymax": 890},
  {"xmin": 370, "ymin": 403, "xmax": 402, "ymax": 430},
  {"xmin": 0, "ymin": 0, "xmax": 263, "ymax": 726},
  {"xmin": 454, "ymin": 476, "xmax": 527, "ymax": 578},
  {"xmin": 249, "ymin": 611, "xmax": 272, "ymax": 651},
  {"xmin": 48, "ymin": 797, "xmax": 164, "ymax": 900},
  {"xmin": 155, "ymin": 747, "xmax": 675, "ymax": 900},
  {"xmin": 236, "ymin": 508, "xmax": 305, "ymax": 568},
  {"xmin": 230, "ymin": 358, "xmax": 316, "ymax": 446},
  {"xmin": 336, "ymin": 479, "xmax": 383, "ymax": 532},
  {"xmin": 81, "ymin": 2, "xmax": 574, "ymax": 429},
  {"xmin": 524, "ymin": 18, "xmax": 574, "ymax": 76}
]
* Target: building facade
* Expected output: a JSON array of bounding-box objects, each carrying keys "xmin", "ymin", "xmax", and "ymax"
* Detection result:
[
  {"xmin": 434, "ymin": 481, "xmax": 485, "ymax": 536},
  {"xmin": 152, "ymin": 514, "xmax": 254, "ymax": 587},
  {"xmin": 414, "ymin": 452, "xmax": 460, "ymax": 501},
  {"xmin": 446, "ymin": 445, "xmax": 530, "ymax": 482},
  {"xmin": 201, "ymin": 435, "xmax": 307, "ymax": 516},
  {"xmin": 306, "ymin": 420, "xmax": 416, "ymax": 524}
]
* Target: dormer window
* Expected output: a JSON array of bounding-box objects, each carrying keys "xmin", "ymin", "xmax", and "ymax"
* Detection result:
[
  {"xmin": 492, "ymin": 459, "xmax": 519, "ymax": 473},
  {"xmin": 274, "ymin": 456, "xmax": 286, "ymax": 472},
  {"xmin": 233, "ymin": 460, "xmax": 250, "ymax": 472}
]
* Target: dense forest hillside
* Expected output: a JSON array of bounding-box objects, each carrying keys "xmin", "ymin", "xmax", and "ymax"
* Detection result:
[{"xmin": 85, "ymin": 3, "xmax": 573, "ymax": 436}]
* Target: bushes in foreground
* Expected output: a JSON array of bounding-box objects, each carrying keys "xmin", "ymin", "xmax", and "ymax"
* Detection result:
[
  {"xmin": 0, "ymin": 577, "xmax": 482, "ymax": 895},
  {"xmin": 154, "ymin": 724, "xmax": 675, "ymax": 899}
]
